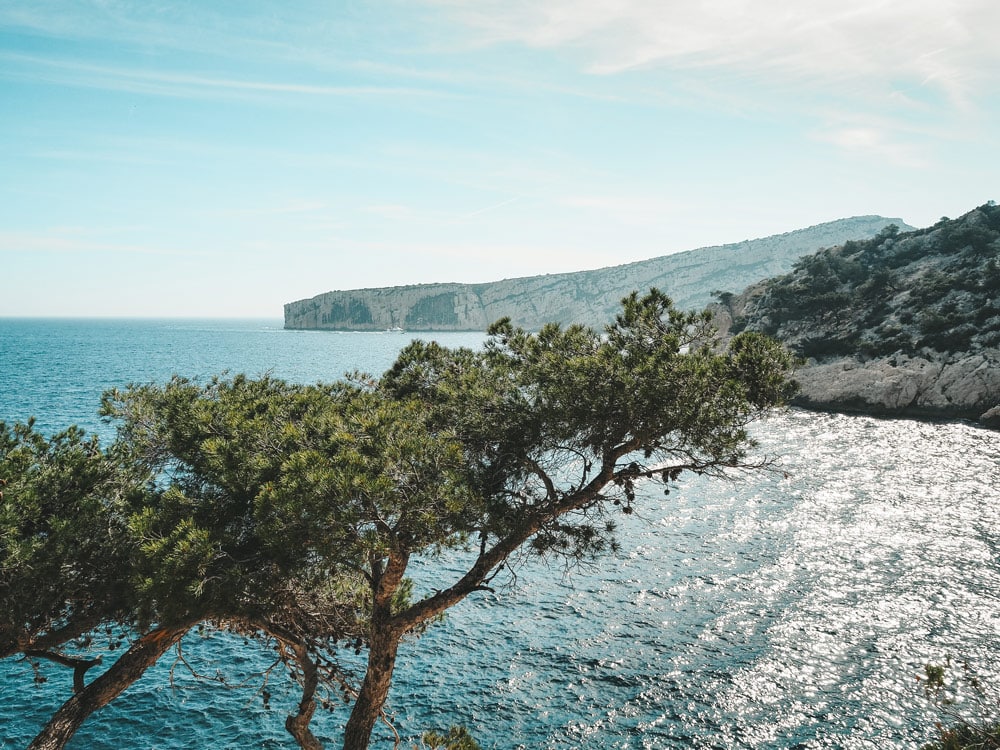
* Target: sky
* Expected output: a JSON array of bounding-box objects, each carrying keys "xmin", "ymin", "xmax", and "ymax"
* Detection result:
[{"xmin": 1, "ymin": 1, "xmax": 998, "ymax": 318}]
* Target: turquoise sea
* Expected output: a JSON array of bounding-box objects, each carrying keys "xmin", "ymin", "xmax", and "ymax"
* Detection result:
[{"xmin": 2, "ymin": 318, "xmax": 999, "ymax": 749}]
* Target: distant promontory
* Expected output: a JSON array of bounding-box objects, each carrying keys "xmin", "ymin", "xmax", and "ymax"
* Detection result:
[{"xmin": 283, "ymin": 216, "xmax": 908, "ymax": 332}]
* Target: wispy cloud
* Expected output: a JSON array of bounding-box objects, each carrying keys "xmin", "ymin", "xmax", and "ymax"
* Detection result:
[
  {"xmin": 0, "ymin": 229, "xmax": 199, "ymax": 258},
  {"xmin": 458, "ymin": 195, "xmax": 522, "ymax": 219},
  {"xmin": 807, "ymin": 100, "xmax": 977, "ymax": 167},
  {"xmin": 814, "ymin": 125, "xmax": 927, "ymax": 168},
  {"xmin": 30, "ymin": 148, "xmax": 169, "ymax": 166},
  {"xmin": 0, "ymin": 2, "xmax": 319, "ymax": 66},
  {"xmin": 0, "ymin": 51, "xmax": 452, "ymax": 102},
  {"xmin": 428, "ymin": 0, "xmax": 999, "ymax": 105}
]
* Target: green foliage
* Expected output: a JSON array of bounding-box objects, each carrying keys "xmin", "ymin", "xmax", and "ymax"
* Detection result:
[
  {"xmin": 100, "ymin": 374, "xmax": 473, "ymax": 632},
  {"xmin": 920, "ymin": 660, "xmax": 1000, "ymax": 750},
  {"xmin": 383, "ymin": 289, "xmax": 796, "ymax": 559},
  {"xmin": 0, "ymin": 420, "xmax": 142, "ymax": 656},
  {"xmin": 910, "ymin": 270, "xmax": 953, "ymax": 307},
  {"xmin": 712, "ymin": 290, "xmax": 736, "ymax": 311},
  {"xmin": 737, "ymin": 203, "xmax": 1000, "ymax": 358},
  {"xmin": 418, "ymin": 726, "xmax": 482, "ymax": 750},
  {"xmin": 923, "ymin": 725, "xmax": 1000, "ymax": 750},
  {"xmin": 5, "ymin": 289, "xmax": 797, "ymax": 750}
]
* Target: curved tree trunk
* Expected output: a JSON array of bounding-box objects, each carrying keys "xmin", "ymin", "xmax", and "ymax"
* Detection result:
[
  {"xmin": 285, "ymin": 642, "xmax": 325, "ymax": 750},
  {"xmin": 28, "ymin": 625, "xmax": 190, "ymax": 750},
  {"xmin": 341, "ymin": 625, "xmax": 401, "ymax": 750}
]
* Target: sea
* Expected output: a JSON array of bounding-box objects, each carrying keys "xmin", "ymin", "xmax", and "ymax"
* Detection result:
[{"xmin": 1, "ymin": 318, "xmax": 998, "ymax": 750}]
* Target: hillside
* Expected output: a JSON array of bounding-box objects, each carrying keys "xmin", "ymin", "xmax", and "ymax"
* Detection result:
[
  {"xmin": 717, "ymin": 203, "xmax": 1000, "ymax": 426},
  {"xmin": 284, "ymin": 216, "xmax": 907, "ymax": 331}
]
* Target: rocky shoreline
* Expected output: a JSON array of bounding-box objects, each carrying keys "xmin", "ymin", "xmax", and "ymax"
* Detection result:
[{"xmin": 790, "ymin": 351, "xmax": 1000, "ymax": 429}]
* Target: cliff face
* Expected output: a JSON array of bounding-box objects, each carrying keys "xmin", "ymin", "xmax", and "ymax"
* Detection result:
[
  {"xmin": 284, "ymin": 216, "xmax": 907, "ymax": 331},
  {"xmin": 717, "ymin": 203, "xmax": 1000, "ymax": 427}
]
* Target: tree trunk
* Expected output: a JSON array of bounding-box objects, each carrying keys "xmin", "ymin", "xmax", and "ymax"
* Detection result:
[
  {"xmin": 285, "ymin": 642, "xmax": 324, "ymax": 750},
  {"xmin": 28, "ymin": 625, "xmax": 190, "ymax": 750},
  {"xmin": 341, "ymin": 625, "xmax": 401, "ymax": 750},
  {"xmin": 342, "ymin": 550, "xmax": 410, "ymax": 750}
]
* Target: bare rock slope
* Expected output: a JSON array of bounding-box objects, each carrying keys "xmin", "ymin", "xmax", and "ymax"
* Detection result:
[{"xmin": 284, "ymin": 216, "xmax": 906, "ymax": 332}]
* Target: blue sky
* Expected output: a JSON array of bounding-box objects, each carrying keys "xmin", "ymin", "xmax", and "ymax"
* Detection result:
[{"xmin": 2, "ymin": 1, "xmax": 997, "ymax": 317}]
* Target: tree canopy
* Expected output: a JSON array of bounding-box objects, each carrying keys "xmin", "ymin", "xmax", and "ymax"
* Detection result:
[
  {"xmin": 0, "ymin": 420, "xmax": 137, "ymax": 665},
  {"xmin": 2, "ymin": 290, "xmax": 796, "ymax": 750}
]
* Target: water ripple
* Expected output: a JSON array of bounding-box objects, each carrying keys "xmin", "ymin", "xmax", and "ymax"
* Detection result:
[{"xmin": 2, "ymin": 321, "xmax": 998, "ymax": 748}]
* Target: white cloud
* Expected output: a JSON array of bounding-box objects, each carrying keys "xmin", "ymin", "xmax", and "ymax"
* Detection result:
[
  {"xmin": 814, "ymin": 125, "xmax": 927, "ymax": 167},
  {"xmin": 429, "ymin": 0, "xmax": 1000, "ymax": 105}
]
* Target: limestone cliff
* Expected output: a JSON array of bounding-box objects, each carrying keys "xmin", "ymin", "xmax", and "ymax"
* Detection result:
[
  {"xmin": 716, "ymin": 203, "xmax": 1000, "ymax": 427},
  {"xmin": 284, "ymin": 216, "xmax": 907, "ymax": 332}
]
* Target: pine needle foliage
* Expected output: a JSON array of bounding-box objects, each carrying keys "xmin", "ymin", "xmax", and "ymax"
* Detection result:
[{"xmin": 5, "ymin": 290, "xmax": 796, "ymax": 750}]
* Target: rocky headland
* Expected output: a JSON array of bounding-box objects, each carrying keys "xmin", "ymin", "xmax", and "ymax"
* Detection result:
[
  {"xmin": 285, "ymin": 204, "xmax": 1000, "ymax": 427},
  {"xmin": 715, "ymin": 203, "xmax": 1000, "ymax": 427},
  {"xmin": 284, "ymin": 216, "xmax": 906, "ymax": 332}
]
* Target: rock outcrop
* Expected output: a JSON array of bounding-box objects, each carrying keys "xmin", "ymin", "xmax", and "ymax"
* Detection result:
[
  {"xmin": 791, "ymin": 353, "xmax": 1000, "ymax": 426},
  {"xmin": 284, "ymin": 216, "xmax": 908, "ymax": 331},
  {"xmin": 717, "ymin": 203, "xmax": 1000, "ymax": 427}
]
